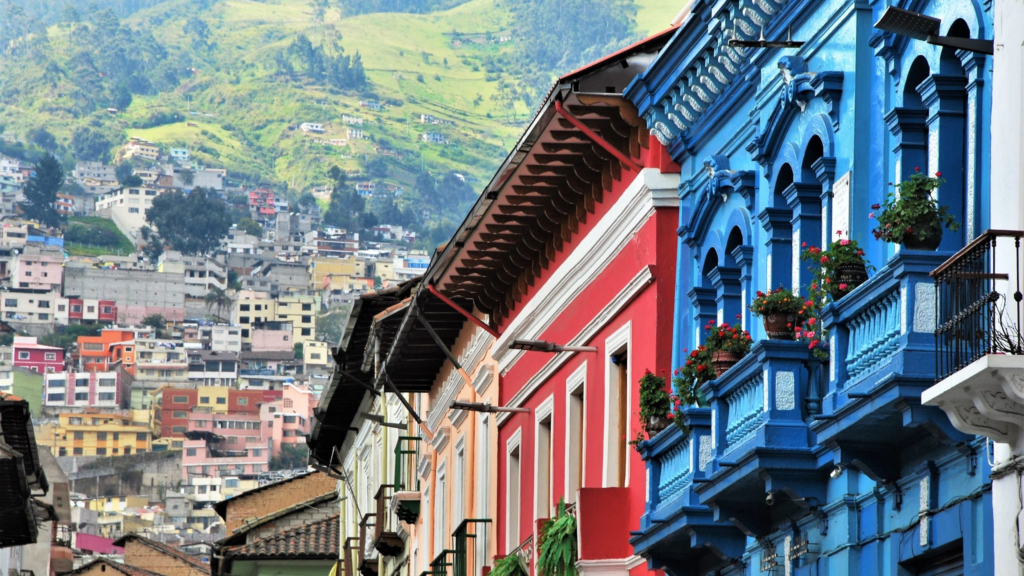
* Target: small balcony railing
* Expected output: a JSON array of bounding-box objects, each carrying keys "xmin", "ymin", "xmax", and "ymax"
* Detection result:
[
  {"xmin": 931, "ymin": 230, "xmax": 1024, "ymax": 381},
  {"xmin": 452, "ymin": 519, "xmax": 491, "ymax": 576},
  {"xmin": 509, "ymin": 536, "xmax": 533, "ymax": 573},
  {"xmin": 373, "ymin": 484, "xmax": 403, "ymax": 556},
  {"xmin": 343, "ymin": 537, "xmax": 360, "ymax": 576},
  {"xmin": 359, "ymin": 513, "xmax": 378, "ymax": 576},
  {"xmin": 394, "ymin": 436, "xmax": 421, "ymax": 491},
  {"xmin": 423, "ymin": 549, "xmax": 455, "ymax": 576},
  {"xmin": 52, "ymin": 524, "xmax": 72, "ymax": 548}
]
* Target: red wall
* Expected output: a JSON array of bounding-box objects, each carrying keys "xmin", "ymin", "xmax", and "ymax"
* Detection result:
[{"xmin": 495, "ymin": 140, "xmax": 678, "ymax": 561}]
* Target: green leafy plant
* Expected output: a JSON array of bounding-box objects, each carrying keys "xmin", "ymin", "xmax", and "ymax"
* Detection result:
[
  {"xmin": 537, "ymin": 499, "xmax": 578, "ymax": 576},
  {"xmin": 799, "ymin": 232, "xmax": 873, "ymax": 300},
  {"xmin": 871, "ymin": 168, "xmax": 958, "ymax": 245},
  {"xmin": 749, "ymin": 288, "xmax": 803, "ymax": 318},
  {"xmin": 629, "ymin": 370, "xmax": 672, "ymax": 448},
  {"xmin": 490, "ymin": 554, "xmax": 529, "ymax": 576},
  {"xmin": 670, "ymin": 320, "xmax": 750, "ymax": 429}
]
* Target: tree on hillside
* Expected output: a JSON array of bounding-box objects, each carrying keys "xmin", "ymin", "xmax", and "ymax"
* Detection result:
[
  {"xmin": 204, "ymin": 287, "xmax": 233, "ymax": 320},
  {"xmin": 183, "ymin": 17, "xmax": 210, "ymax": 49},
  {"xmin": 70, "ymin": 127, "xmax": 111, "ymax": 162},
  {"xmin": 139, "ymin": 225, "xmax": 164, "ymax": 262},
  {"xmin": 116, "ymin": 162, "xmax": 143, "ymax": 187},
  {"xmin": 296, "ymin": 191, "xmax": 320, "ymax": 214},
  {"xmin": 322, "ymin": 167, "xmax": 366, "ymax": 230},
  {"xmin": 19, "ymin": 153, "xmax": 65, "ymax": 228},
  {"xmin": 145, "ymin": 187, "xmax": 231, "ymax": 255},
  {"xmin": 237, "ymin": 217, "xmax": 262, "ymax": 238},
  {"xmin": 28, "ymin": 128, "xmax": 57, "ymax": 151}
]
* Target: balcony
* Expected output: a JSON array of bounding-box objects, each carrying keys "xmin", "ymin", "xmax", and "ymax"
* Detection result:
[
  {"xmin": 452, "ymin": 519, "xmax": 490, "ymax": 576},
  {"xmin": 372, "ymin": 485, "xmax": 403, "ymax": 557},
  {"xmin": 423, "ymin": 550, "xmax": 455, "ymax": 576},
  {"xmin": 923, "ymin": 230, "xmax": 1024, "ymax": 447},
  {"xmin": 815, "ymin": 249, "xmax": 971, "ymax": 448},
  {"xmin": 391, "ymin": 436, "xmax": 421, "ymax": 523},
  {"xmin": 358, "ymin": 513, "xmax": 378, "ymax": 576}
]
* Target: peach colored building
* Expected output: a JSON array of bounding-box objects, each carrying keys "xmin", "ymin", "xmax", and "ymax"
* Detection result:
[
  {"xmin": 260, "ymin": 382, "xmax": 316, "ymax": 456},
  {"xmin": 308, "ymin": 282, "xmax": 500, "ymax": 576},
  {"xmin": 182, "ymin": 409, "xmax": 271, "ymax": 481}
]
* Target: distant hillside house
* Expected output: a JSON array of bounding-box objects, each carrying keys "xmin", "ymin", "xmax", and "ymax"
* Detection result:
[
  {"xmin": 170, "ymin": 148, "xmax": 189, "ymax": 162},
  {"xmin": 359, "ymin": 100, "xmax": 383, "ymax": 111},
  {"xmin": 342, "ymin": 115, "xmax": 364, "ymax": 126},
  {"xmin": 300, "ymin": 122, "xmax": 324, "ymax": 134},
  {"xmin": 420, "ymin": 114, "xmax": 438, "ymax": 124},
  {"xmin": 422, "ymin": 132, "xmax": 446, "ymax": 144},
  {"xmin": 347, "ymin": 128, "xmax": 366, "ymax": 140},
  {"xmin": 355, "ymin": 182, "xmax": 376, "ymax": 196},
  {"xmin": 118, "ymin": 138, "xmax": 159, "ymax": 162}
]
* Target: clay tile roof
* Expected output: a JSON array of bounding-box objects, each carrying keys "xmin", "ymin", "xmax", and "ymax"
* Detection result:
[
  {"xmin": 112, "ymin": 534, "xmax": 211, "ymax": 574},
  {"xmin": 65, "ymin": 558, "xmax": 166, "ymax": 576},
  {"xmin": 225, "ymin": 515, "xmax": 339, "ymax": 560}
]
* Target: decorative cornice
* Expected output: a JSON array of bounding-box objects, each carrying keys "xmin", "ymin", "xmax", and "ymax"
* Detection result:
[{"xmin": 491, "ymin": 169, "xmax": 676, "ymax": 375}]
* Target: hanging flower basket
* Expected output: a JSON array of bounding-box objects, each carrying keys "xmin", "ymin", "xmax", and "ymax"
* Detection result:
[{"xmin": 750, "ymin": 288, "xmax": 801, "ymax": 340}]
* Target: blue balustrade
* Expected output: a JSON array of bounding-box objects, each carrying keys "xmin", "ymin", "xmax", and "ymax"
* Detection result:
[
  {"xmin": 655, "ymin": 437, "xmax": 691, "ymax": 502},
  {"xmin": 722, "ymin": 373, "xmax": 762, "ymax": 451},
  {"xmin": 844, "ymin": 289, "xmax": 901, "ymax": 381}
]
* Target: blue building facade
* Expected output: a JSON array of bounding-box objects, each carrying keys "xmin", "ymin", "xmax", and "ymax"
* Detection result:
[{"xmin": 625, "ymin": 0, "xmax": 995, "ymax": 574}]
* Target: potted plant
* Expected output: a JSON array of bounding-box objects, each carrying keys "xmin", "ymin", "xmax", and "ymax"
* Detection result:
[
  {"xmin": 537, "ymin": 499, "xmax": 577, "ymax": 576},
  {"xmin": 750, "ymin": 288, "xmax": 803, "ymax": 339},
  {"xmin": 636, "ymin": 370, "xmax": 672, "ymax": 438},
  {"xmin": 670, "ymin": 320, "xmax": 751, "ymax": 426},
  {"xmin": 703, "ymin": 319, "xmax": 753, "ymax": 375},
  {"xmin": 491, "ymin": 554, "xmax": 529, "ymax": 576},
  {"xmin": 871, "ymin": 168, "xmax": 959, "ymax": 250},
  {"xmin": 800, "ymin": 232, "xmax": 873, "ymax": 301}
]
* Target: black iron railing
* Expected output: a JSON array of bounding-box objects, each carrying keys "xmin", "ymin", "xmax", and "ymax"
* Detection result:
[
  {"xmin": 423, "ymin": 550, "xmax": 455, "ymax": 576},
  {"xmin": 52, "ymin": 524, "xmax": 71, "ymax": 547},
  {"xmin": 394, "ymin": 436, "xmax": 421, "ymax": 491},
  {"xmin": 452, "ymin": 519, "xmax": 491, "ymax": 576},
  {"xmin": 932, "ymin": 230, "xmax": 1024, "ymax": 381}
]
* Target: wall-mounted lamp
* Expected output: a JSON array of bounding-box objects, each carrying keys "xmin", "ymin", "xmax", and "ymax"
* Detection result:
[
  {"xmin": 450, "ymin": 401, "xmax": 530, "ymax": 415},
  {"xmin": 829, "ymin": 464, "xmax": 845, "ymax": 479},
  {"xmin": 510, "ymin": 339, "xmax": 598, "ymax": 353},
  {"xmin": 873, "ymin": 6, "xmax": 993, "ymax": 55}
]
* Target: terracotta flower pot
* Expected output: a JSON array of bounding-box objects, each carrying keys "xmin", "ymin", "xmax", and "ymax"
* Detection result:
[
  {"xmin": 711, "ymin": 350, "xmax": 743, "ymax": 377},
  {"xmin": 646, "ymin": 415, "xmax": 671, "ymax": 438},
  {"xmin": 829, "ymin": 262, "xmax": 869, "ymax": 300},
  {"xmin": 762, "ymin": 313, "xmax": 797, "ymax": 340}
]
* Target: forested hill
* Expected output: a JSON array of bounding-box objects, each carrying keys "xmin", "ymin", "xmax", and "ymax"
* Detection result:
[{"xmin": 0, "ymin": 0, "xmax": 675, "ymax": 243}]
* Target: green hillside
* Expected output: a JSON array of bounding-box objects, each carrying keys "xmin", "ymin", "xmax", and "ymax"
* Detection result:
[{"xmin": 0, "ymin": 0, "xmax": 676, "ymax": 198}]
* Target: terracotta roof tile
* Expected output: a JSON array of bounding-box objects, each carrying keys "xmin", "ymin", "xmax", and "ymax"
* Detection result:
[
  {"xmin": 113, "ymin": 534, "xmax": 211, "ymax": 574},
  {"xmin": 66, "ymin": 558, "xmax": 166, "ymax": 576},
  {"xmin": 225, "ymin": 514, "xmax": 339, "ymax": 559}
]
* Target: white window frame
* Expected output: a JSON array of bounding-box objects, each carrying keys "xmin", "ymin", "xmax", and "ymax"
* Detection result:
[
  {"xmin": 564, "ymin": 361, "xmax": 587, "ymax": 503},
  {"xmin": 533, "ymin": 394, "xmax": 555, "ymax": 519},
  {"xmin": 476, "ymin": 414, "xmax": 491, "ymax": 567},
  {"xmin": 435, "ymin": 459, "xmax": 448, "ymax": 555},
  {"xmin": 603, "ymin": 321, "xmax": 632, "ymax": 488},
  {"xmin": 505, "ymin": 427, "xmax": 522, "ymax": 553},
  {"xmin": 453, "ymin": 436, "xmax": 466, "ymax": 532}
]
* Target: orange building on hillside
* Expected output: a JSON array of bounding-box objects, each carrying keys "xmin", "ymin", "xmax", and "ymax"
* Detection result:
[{"xmin": 78, "ymin": 329, "xmax": 138, "ymax": 374}]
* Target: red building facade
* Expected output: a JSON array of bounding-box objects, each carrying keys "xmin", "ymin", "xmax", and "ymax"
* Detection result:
[
  {"xmin": 12, "ymin": 336, "xmax": 65, "ymax": 373},
  {"xmin": 414, "ymin": 32, "xmax": 680, "ymax": 576}
]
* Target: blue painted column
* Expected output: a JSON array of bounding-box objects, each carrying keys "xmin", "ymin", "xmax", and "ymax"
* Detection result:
[
  {"xmin": 959, "ymin": 51, "xmax": 987, "ymax": 241},
  {"xmin": 688, "ymin": 286, "xmax": 717, "ymax": 345},
  {"xmin": 884, "ymin": 107, "xmax": 929, "ymax": 183},
  {"xmin": 707, "ymin": 266, "xmax": 742, "ymax": 326},
  {"xmin": 813, "ymin": 157, "xmax": 837, "ymax": 250},
  {"xmin": 731, "ymin": 245, "xmax": 754, "ymax": 334},
  {"xmin": 758, "ymin": 208, "xmax": 793, "ymax": 292},
  {"xmin": 918, "ymin": 74, "xmax": 967, "ymax": 252},
  {"xmin": 784, "ymin": 182, "xmax": 824, "ymax": 291}
]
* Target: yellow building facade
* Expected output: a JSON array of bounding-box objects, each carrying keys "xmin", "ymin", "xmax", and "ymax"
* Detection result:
[
  {"xmin": 309, "ymin": 255, "xmax": 367, "ymax": 287},
  {"xmin": 39, "ymin": 413, "xmax": 152, "ymax": 457},
  {"xmin": 232, "ymin": 291, "xmax": 318, "ymax": 345}
]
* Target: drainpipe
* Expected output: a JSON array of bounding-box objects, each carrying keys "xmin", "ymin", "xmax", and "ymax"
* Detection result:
[{"xmin": 554, "ymin": 100, "xmax": 643, "ymax": 173}]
